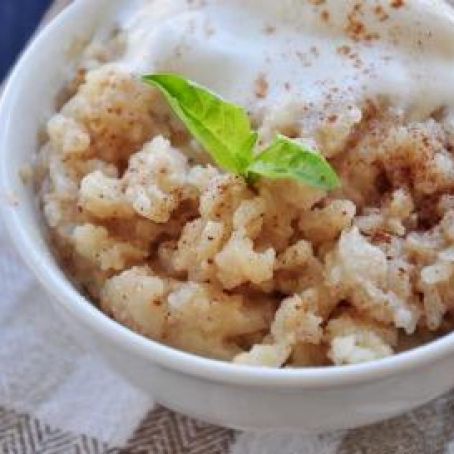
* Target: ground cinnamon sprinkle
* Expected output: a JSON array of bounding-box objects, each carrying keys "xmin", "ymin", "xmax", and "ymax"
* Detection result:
[
  {"xmin": 337, "ymin": 45, "xmax": 352, "ymax": 56},
  {"xmin": 390, "ymin": 0, "xmax": 405, "ymax": 8},
  {"xmin": 345, "ymin": 2, "xmax": 380, "ymax": 42},
  {"xmin": 374, "ymin": 5, "xmax": 389, "ymax": 22},
  {"xmin": 371, "ymin": 231, "xmax": 392, "ymax": 244},
  {"xmin": 254, "ymin": 73, "xmax": 269, "ymax": 99},
  {"xmin": 320, "ymin": 10, "xmax": 330, "ymax": 22}
]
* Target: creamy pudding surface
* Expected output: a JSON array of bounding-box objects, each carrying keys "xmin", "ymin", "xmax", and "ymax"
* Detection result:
[{"xmin": 37, "ymin": 0, "xmax": 454, "ymax": 367}]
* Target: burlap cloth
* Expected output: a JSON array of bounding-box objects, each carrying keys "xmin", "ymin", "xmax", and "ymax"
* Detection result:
[{"xmin": 1, "ymin": 1, "xmax": 453, "ymax": 452}]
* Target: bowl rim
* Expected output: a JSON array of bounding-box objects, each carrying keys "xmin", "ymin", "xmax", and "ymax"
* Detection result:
[{"xmin": 1, "ymin": 0, "xmax": 454, "ymax": 389}]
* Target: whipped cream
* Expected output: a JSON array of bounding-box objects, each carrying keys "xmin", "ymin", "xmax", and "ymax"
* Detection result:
[{"xmin": 116, "ymin": 0, "xmax": 454, "ymax": 119}]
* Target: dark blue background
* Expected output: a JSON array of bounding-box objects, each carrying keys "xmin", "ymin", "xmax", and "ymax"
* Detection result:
[{"xmin": 1, "ymin": 0, "xmax": 51, "ymax": 79}]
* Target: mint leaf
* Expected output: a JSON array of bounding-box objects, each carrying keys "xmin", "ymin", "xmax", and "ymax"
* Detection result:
[
  {"xmin": 142, "ymin": 74, "xmax": 257, "ymax": 174},
  {"xmin": 247, "ymin": 135, "xmax": 341, "ymax": 190},
  {"xmin": 141, "ymin": 74, "xmax": 341, "ymax": 191}
]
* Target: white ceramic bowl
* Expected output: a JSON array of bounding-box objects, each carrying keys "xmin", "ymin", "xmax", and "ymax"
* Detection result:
[{"xmin": 2, "ymin": 0, "xmax": 454, "ymax": 433}]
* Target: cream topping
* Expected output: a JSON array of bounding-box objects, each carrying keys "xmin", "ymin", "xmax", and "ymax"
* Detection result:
[{"xmin": 116, "ymin": 0, "xmax": 454, "ymax": 119}]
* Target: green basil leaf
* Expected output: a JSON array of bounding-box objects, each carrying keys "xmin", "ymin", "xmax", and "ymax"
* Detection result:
[
  {"xmin": 247, "ymin": 135, "xmax": 341, "ymax": 190},
  {"xmin": 142, "ymin": 74, "xmax": 257, "ymax": 174}
]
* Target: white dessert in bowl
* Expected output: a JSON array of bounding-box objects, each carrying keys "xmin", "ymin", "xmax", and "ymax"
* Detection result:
[{"xmin": 2, "ymin": 0, "xmax": 454, "ymax": 431}]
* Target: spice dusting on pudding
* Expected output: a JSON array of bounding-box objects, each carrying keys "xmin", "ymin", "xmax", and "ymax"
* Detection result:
[{"xmin": 36, "ymin": 0, "xmax": 454, "ymax": 367}]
